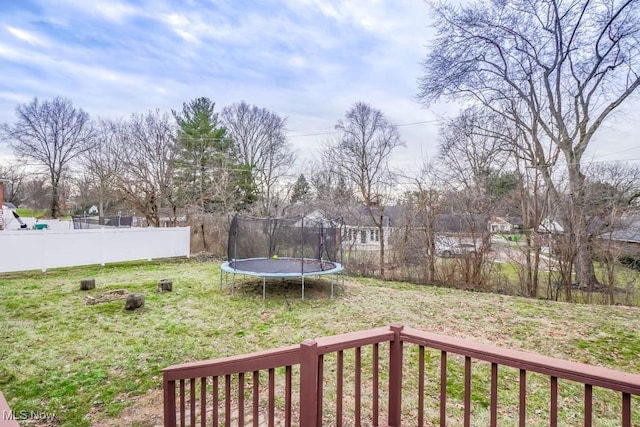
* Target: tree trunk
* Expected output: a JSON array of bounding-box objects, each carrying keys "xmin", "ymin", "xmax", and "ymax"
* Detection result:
[
  {"xmin": 50, "ymin": 178, "xmax": 60, "ymax": 218},
  {"xmin": 532, "ymin": 246, "xmax": 540, "ymax": 297},
  {"xmin": 99, "ymin": 187, "xmax": 105, "ymax": 217},
  {"xmin": 379, "ymin": 221, "xmax": 385, "ymax": 279},
  {"xmin": 425, "ymin": 222, "xmax": 436, "ymax": 283},
  {"xmin": 566, "ymin": 163, "xmax": 599, "ymax": 290}
]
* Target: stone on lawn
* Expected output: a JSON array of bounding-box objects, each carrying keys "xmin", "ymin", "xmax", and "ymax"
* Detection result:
[
  {"xmin": 157, "ymin": 278, "xmax": 173, "ymax": 293},
  {"xmin": 80, "ymin": 278, "xmax": 96, "ymax": 291},
  {"xmin": 125, "ymin": 293, "xmax": 145, "ymax": 310}
]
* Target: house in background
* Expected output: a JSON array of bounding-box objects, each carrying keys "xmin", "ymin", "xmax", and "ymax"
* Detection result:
[
  {"xmin": 341, "ymin": 207, "xmax": 491, "ymax": 250},
  {"xmin": 488, "ymin": 216, "xmax": 523, "ymax": 233},
  {"xmin": 538, "ymin": 217, "xmax": 565, "ymax": 234},
  {"xmin": 607, "ymin": 216, "xmax": 640, "ymax": 246},
  {"xmin": 341, "ymin": 206, "xmax": 395, "ymax": 249}
]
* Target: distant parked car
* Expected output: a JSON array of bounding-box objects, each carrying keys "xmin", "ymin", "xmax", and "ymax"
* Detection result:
[{"xmin": 437, "ymin": 243, "xmax": 478, "ymax": 258}]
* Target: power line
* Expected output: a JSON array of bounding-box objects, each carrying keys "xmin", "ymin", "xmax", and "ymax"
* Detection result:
[
  {"xmin": 286, "ymin": 119, "xmax": 440, "ymax": 138},
  {"xmin": 286, "ymin": 130, "xmax": 341, "ymax": 138},
  {"xmin": 139, "ymin": 118, "xmax": 440, "ymax": 142},
  {"xmin": 397, "ymin": 119, "xmax": 440, "ymax": 127},
  {"xmin": 592, "ymin": 146, "xmax": 640, "ymax": 159}
]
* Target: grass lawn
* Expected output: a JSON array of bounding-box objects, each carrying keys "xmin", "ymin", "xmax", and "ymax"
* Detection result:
[
  {"xmin": 14, "ymin": 208, "xmax": 48, "ymax": 218},
  {"xmin": 1, "ymin": 258, "xmax": 640, "ymax": 426}
]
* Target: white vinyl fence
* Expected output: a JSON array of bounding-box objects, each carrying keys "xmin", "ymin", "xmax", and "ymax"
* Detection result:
[{"xmin": 0, "ymin": 227, "xmax": 190, "ymax": 274}]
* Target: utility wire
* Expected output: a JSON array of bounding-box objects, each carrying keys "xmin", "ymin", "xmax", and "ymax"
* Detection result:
[
  {"xmin": 287, "ymin": 119, "xmax": 440, "ymax": 138},
  {"xmin": 162, "ymin": 119, "xmax": 440, "ymax": 141}
]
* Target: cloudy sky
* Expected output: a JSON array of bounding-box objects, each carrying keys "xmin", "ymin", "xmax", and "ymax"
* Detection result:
[{"xmin": 0, "ymin": 0, "xmax": 638, "ymax": 177}]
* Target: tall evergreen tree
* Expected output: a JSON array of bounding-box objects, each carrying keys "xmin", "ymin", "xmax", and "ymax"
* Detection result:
[
  {"xmin": 290, "ymin": 174, "xmax": 310, "ymax": 204},
  {"xmin": 172, "ymin": 97, "xmax": 230, "ymax": 211}
]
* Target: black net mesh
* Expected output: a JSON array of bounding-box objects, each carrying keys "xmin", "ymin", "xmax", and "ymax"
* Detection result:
[
  {"xmin": 227, "ymin": 215, "xmax": 342, "ymax": 264},
  {"xmin": 72, "ymin": 216, "xmax": 133, "ymax": 229}
]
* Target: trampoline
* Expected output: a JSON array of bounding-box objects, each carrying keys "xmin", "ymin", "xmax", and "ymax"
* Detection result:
[{"xmin": 220, "ymin": 215, "xmax": 345, "ymax": 300}]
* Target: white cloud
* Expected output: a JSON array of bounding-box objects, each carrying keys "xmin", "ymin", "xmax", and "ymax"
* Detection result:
[
  {"xmin": 0, "ymin": 0, "xmax": 636, "ymax": 177},
  {"xmin": 6, "ymin": 26, "xmax": 48, "ymax": 46},
  {"xmin": 91, "ymin": 1, "xmax": 141, "ymax": 22},
  {"xmin": 0, "ymin": 42, "xmax": 19, "ymax": 59}
]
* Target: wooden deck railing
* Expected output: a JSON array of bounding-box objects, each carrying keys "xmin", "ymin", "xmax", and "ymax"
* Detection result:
[{"xmin": 163, "ymin": 324, "xmax": 640, "ymax": 426}]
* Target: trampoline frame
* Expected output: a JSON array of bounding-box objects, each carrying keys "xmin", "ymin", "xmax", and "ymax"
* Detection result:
[{"xmin": 220, "ymin": 257, "xmax": 345, "ymax": 300}]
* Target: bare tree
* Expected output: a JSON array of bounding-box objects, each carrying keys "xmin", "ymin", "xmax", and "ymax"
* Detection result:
[
  {"xmin": 585, "ymin": 162, "xmax": 640, "ymax": 303},
  {"xmin": 0, "ymin": 163, "xmax": 26, "ymax": 206},
  {"xmin": 1, "ymin": 97, "xmax": 96, "ymax": 217},
  {"xmin": 116, "ymin": 110, "xmax": 177, "ymax": 227},
  {"xmin": 437, "ymin": 113, "xmax": 509, "ymax": 288},
  {"xmin": 222, "ymin": 101, "xmax": 295, "ymax": 215},
  {"xmin": 397, "ymin": 163, "xmax": 446, "ymax": 284},
  {"xmin": 79, "ymin": 119, "xmax": 124, "ymax": 216},
  {"xmin": 438, "ymin": 109, "xmax": 509, "ymax": 192},
  {"xmin": 418, "ymin": 0, "xmax": 640, "ymax": 289},
  {"xmin": 20, "ymin": 175, "xmax": 50, "ymax": 210},
  {"xmin": 308, "ymin": 156, "xmax": 357, "ymax": 218},
  {"xmin": 323, "ymin": 102, "xmax": 405, "ymax": 278}
]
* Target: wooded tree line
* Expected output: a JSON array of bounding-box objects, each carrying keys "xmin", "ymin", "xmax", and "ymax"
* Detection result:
[
  {"xmin": 0, "ymin": 97, "xmax": 406, "ymax": 227},
  {"xmin": 413, "ymin": 0, "xmax": 640, "ymax": 299},
  {"xmin": 1, "ymin": 0, "xmax": 639, "ymax": 304},
  {"xmin": 0, "ymin": 97, "xmax": 295, "ymax": 224}
]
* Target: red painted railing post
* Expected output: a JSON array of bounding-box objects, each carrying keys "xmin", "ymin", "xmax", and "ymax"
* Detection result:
[
  {"xmin": 300, "ymin": 339, "xmax": 319, "ymax": 427},
  {"xmin": 388, "ymin": 324, "xmax": 404, "ymax": 427},
  {"xmin": 163, "ymin": 374, "xmax": 177, "ymax": 427}
]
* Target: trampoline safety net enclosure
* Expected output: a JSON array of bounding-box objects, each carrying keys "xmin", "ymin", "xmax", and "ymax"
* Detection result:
[{"xmin": 221, "ymin": 215, "xmax": 345, "ymax": 299}]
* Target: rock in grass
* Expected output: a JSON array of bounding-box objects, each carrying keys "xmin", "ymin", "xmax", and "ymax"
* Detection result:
[
  {"xmin": 80, "ymin": 278, "xmax": 95, "ymax": 291},
  {"xmin": 157, "ymin": 278, "xmax": 173, "ymax": 293},
  {"xmin": 125, "ymin": 293, "xmax": 145, "ymax": 311}
]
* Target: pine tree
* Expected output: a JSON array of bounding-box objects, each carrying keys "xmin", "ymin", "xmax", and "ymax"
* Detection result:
[
  {"xmin": 172, "ymin": 97, "xmax": 259, "ymax": 212},
  {"xmin": 290, "ymin": 174, "xmax": 310, "ymax": 204}
]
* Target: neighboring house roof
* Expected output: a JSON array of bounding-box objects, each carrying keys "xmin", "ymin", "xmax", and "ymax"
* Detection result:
[
  {"xmin": 490, "ymin": 216, "xmax": 523, "ymax": 225},
  {"xmin": 342, "ymin": 205, "xmax": 489, "ymax": 233},
  {"xmin": 352, "ymin": 206, "xmax": 394, "ymax": 228},
  {"xmin": 490, "ymin": 217, "xmax": 510, "ymax": 225},
  {"xmin": 489, "ymin": 216, "xmax": 524, "ymax": 231},
  {"xmin": 538, "ymin": 217, "xmax": 564, "ymax": 234},
  {"xmin": 2, "ymin": 202, "xmax": 16, "ymax": 209},
  {"xmin": 509, "ymin": 217, "xmax": 524, "ymax": 226},
  {"xmin": 434, "ymin": 214, "xmax": 487, "ymax": 233},
  {"xmin": 606, "ymin": 216, "xmax": 640, "ymax": 244}
]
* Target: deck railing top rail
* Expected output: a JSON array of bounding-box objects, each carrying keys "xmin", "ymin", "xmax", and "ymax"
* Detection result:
[
  {"xmin": 400, "ymin": 326, "xmax": 640, "ymax": 395},
  {"xmin": 162, "ymin": 326, "xmax": 396, "ymax": 382},
  {"xmin": 164, "ymin": 324, "xmax": 640, "ymax": 393},
  {"xmin": 163, "ymin": 344, "xmax": 300, "ymax": 381}
]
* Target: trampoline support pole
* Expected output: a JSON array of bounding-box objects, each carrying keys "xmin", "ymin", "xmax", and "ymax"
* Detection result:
[
  {"xmin": 232, "ymin": 273, "xmax": 236, "ymax": 295},
  {"xmin": 331, "ymin": 275, "xmax": 334, "ymax": 299},
  {"xmin": 262, "ymin": 277, "xmax": 266, "ymax": 302},
  {"xmin": 301, "ymin": 276, "xmax": 305, "ymax": 300},
  {"xmin": 330, "ymin": 276, "xmax": 333, "ymax": 299}
]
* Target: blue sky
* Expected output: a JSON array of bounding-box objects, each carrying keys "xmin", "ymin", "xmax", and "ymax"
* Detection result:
[{"xmin": 0, "ymin": 0, "xmax": 638, "ymax": 176}]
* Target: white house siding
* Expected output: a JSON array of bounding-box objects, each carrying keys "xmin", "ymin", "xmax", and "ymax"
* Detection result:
[{"xmin": 343, "ymin": 225, "xmax": 389, "ymax": 249}]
